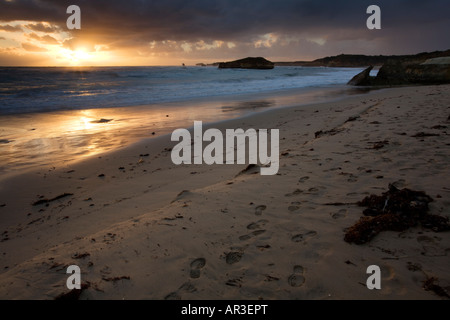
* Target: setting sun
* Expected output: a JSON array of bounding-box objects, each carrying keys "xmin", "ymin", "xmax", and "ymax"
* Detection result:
[
  {"xmin": 56, "ymin": 47, "xmax": 111, "ymax": 66},
  {"xmin": 73, "ymin": 49, "xmax": 90, "ymax": 61},
  {"xmin": 58, "ymin": 48, "xmax": 91, "ymax": 65}
]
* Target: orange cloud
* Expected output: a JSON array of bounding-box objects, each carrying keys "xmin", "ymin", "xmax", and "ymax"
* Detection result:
[
  {"xmin": 28, "ymin": 32, "xmax": 60, "ymax": 45},
  {"xmin": 22, "ymin": 42, "xmax": 48, "ymax": 52}
]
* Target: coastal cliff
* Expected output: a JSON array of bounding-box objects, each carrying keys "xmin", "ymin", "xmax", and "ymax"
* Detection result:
[
  {"xmin": 275, "ymin": 50, "xmax": 450, "ymax": 68},
  {"xmin": 348, "ymin": 56, "xmax": 450, "ymax": 86}
]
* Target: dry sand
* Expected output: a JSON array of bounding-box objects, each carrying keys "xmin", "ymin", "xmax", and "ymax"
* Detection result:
[{"xmin": 0, "ymin": 85, "xmax": 449, "ymax": 300}]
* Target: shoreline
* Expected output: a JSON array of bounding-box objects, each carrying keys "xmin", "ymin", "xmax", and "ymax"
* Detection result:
[
  {"xmin": 0, "ymin": 84, "xmax": 449, "ymax": 299},
  {"xmin": 0, "ymin": 84, "xmax": 375, "ymax": 179}
]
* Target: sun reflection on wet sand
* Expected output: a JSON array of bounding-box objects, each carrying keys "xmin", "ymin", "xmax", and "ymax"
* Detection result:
[
  {"xmin": 0, "ymin": 101, "xmax": 251, "ymax": 175},
  {"xmin": 0, "ymin": 86, "xmax": 374, "ymax": 177}
]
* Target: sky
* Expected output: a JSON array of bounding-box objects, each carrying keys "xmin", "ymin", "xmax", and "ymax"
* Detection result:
[{"xmin": 0, "ymin": 0, "xmax": 449, "ymax": 66}]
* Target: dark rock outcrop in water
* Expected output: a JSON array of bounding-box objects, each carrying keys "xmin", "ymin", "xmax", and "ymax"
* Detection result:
[
  {"xmin": 348, "ymin": 55, "xmax": 450, "ymax": 86},
  {"xmin": 347, "ymin": 66, "xmax": 373, "ymax": 86},
  {"xmin": 218, "ymin": 57, "xmax": 274, "ymax": 70},
  {"xmin": 374, "ymin": 61, "xmax": 450, "ymax": 85}
]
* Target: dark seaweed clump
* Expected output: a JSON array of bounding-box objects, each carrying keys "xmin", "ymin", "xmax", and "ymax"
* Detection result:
[{"xmin": 344, "ymin": 184, "xmax": 450, "ymax": 244}]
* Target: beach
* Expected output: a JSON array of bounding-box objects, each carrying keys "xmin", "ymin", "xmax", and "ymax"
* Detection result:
[{"xmin": 0, "ymin": 84, "xmax": 449, "ymax": 299}]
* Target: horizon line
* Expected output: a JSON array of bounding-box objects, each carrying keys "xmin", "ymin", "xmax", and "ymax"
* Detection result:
[{"xmin": 1, "ymin": 48, "xmax": 449, "ymax": 68}]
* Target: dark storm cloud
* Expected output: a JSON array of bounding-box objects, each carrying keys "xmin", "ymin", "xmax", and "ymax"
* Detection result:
[{"xmin": 1, "ymin": 0, "xmax": 449, "ymax": 56}]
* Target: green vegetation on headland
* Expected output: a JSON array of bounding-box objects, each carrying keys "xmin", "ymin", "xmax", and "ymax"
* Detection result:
[{"xmin": 274, "ymin": 50, "xmax": 450, "ymax": 67}]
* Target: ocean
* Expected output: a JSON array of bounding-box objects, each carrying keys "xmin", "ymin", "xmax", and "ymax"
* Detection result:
[
  {"xmin": 0, "ymin": 66, "xmax": 371, "ymax": 175},
  {"xmin": 0, "ymin": 66, "xmax": 365, "ymax": 115}
]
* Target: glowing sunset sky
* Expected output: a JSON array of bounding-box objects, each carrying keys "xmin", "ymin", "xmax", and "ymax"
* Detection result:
[{"xmin": 0, "ymin": 0, "xmax": 449, "ymax": 66}]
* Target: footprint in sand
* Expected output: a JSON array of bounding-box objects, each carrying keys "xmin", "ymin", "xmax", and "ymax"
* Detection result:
[
  {"xmin": 291, "ymin": 231, "xmax": 317, "ymax": 243},
  {"xmin": 298, "ymin": 176, "xmax": 310, "ymax": 183},
  {"xmin": 164, "ymin": 292, "xmax": 181, "ymax": 300},
  {"xmin": 288, "ymin": 201, "xmax": 302, "ymax": 212},
  {"xmin": 239, "ymin": 229, "xmax": 266, "ymax": 241},
  {"xmin": 306, "ymin": 187, "xmax": 319, "ymax": 193},
  {"xmin": 247, "ymin": 220, "xmax": 268, "ymax": 230},
  {"xmin": 189, "ymin": 258, "xmax": 206, "ymax": 279},
  {"xmin": 288, "ymin": 265, "xmax": 305, "ymax": 287},
  {"xmin": 285, "ymin": 189, "xmax": 303, "ymax": 197},
  {"xmin": 255, "ymin": 205, "xmax": 267, "ymax": 216},
  {"xmin": 164, "ymin": 282, "xmax": 197, "ymax": 300},
  {"xmin": 417, "ymin": 235, "xmax": 437, "ymax": 245},
  {"xmin": 331, "ymin": 209, "xmax": 347, "ymax": 219},
  {"xmin": 225, "ymin": 252, "xmax": 243, "ymax": 265},
  {"xmin": 178, "ymin": 282, "xmax": 197, "ymax": 293},
  {"xmin": 406, "ymin": 262, "xmax": 422, "ymax": 272},
  {"xmin": 416, "ymin": 235, "xmax": 446, "ymax": 256}
]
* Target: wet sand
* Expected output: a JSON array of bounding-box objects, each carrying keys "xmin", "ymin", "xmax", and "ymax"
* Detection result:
[
  {"xmin": 0, "ymin": 85, "xmax": 449, "ymax": 299},
  {"xmin": 0, "ymin": 85, "xmax": 372, "ymax": 177}
]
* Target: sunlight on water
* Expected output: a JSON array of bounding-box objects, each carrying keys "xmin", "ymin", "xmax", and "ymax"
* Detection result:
[{"xmin": 0, "ymin": 82, "xmax": 374, "ymax": 177}]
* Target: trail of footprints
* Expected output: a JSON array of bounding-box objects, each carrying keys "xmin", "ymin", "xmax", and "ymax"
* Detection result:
[
  {"xmin": 238, "ymin": 204, "xmax": 315, "ymax": 289},
  {"xmin": 164, "ymin": 258, "xmax": 205, "ymax": 300},
  {"xmin": 171, "ymin": 203, "xmax": 315, "ymax": 297}
]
